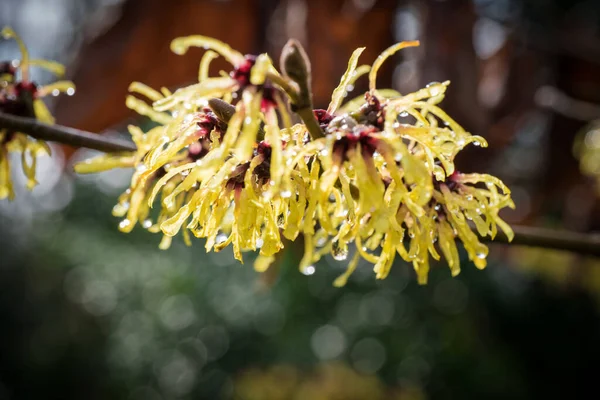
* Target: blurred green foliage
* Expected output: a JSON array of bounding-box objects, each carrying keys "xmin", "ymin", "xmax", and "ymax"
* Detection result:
[{"xmin": 1, "ymin": 179, "xmax": 600, "ymax": 399}]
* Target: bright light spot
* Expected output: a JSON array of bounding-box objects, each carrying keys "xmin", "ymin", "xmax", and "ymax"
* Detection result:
[
  {"xmin": 311, "ymin": 324, "xmax": 346, "ymax": 360},
  {"xmin": 473, "ymin": 18, "xmax": 507, "ymax": 60},
  {"xmin": 159, "ymin": 295, "xmax": 196, "ymax": 331},
  {"xmin": 302, "ymin": 265, "xmax": 316, "ymax": 275}
]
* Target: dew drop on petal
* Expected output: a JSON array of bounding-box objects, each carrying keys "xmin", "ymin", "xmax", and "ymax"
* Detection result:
[
  {"xmin": 331, "ymin": 241, "xmax": 348, "ymax": 261},
  {"xmin": 216, "ymin": 233, "xmax": 228, "ymax": 244},
  {"xmin": 142, "ymin": 219, "xmax": 153, "ymax": 229},
  {"xmin": 119, "ymin": 219, "xmax": 131, "ymax": 230},
  {"xmin": 302, "ymin": 265, "xmax": 316, "ymax": 275}
]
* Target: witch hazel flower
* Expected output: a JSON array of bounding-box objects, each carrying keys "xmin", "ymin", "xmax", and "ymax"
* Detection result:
[
  {"xmin": 0, "ymin": 26, "xmax": 75, "ymax": 199},
  {"xmin": 75, "ymin": 34, "xmax": 515, "ymax": 285}
]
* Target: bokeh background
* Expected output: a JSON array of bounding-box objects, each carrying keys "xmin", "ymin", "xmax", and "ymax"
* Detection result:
[{"xmin": 2, "ymin": 0, "xmax": 600, "ymax": 398}]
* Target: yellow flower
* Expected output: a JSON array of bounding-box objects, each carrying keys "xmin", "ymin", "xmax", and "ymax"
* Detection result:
[
  {"xmin": 284, "ymin": 41, "xmax": 514, "ymax": 285},
  {"xmin": 78, "ymin": 35, "xmax": 515, "ymax": 285},
  {"xmin": 0, "ymin": 26, "xmax": 74, "ymax": 199},
  {"xmin": 75, "ymin": 82, "xmax": 226, "ymax": 248}
]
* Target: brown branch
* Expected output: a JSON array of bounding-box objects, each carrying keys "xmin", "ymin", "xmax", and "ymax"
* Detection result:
[
  {"xmin": 483, "ymin": 225, "xmax": 600, "ymax": 258},
  {"xmin": 0, "ymin": 112, "xmax": 137, "ymax": 153},
  {"xmin": 1, "ymin": 113, "xmax": 599, "ymax": 258}
]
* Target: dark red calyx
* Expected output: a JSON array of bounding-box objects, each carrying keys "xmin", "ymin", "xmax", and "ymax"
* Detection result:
[
  {"xmin": 196, "ymin": 109, "xmax": 226, "ymax": 138},
  {"xmin": 260, "ymin": 84, "xmax": 277, "ymax": 112},
  {"xmin": 433, "ymin": 170, "xmax": 460, "ymax": 192},
  {"xmin": 15, "ymin": 81, "xmax": 38, "ymax": 97},
  {"xmin": 356, "ymin": 92, "xmax": 384, "ymax": 129},
  {"xmin": 225, "ymin": 162, "xmax": 251, "ymax": 190},
  {"xmin": 0, "ymin": 84, "xmax": 34, "ymax": 118},
  {"xmin": 0, "ymin": 61, "xmax": 16, "ymax": 77},
  {"xmin": 313, "ymin": 109, "xmax": 333, "ymax": 130},
  {"xmin": 256, "ymin": 140, "xmax": 272, "ymax": 157},
  {"xmin": 230, "ymin": 54, "xmax": 257, "ymax": 87},
  {"xmin": 332, "ymin": 126, "xmax": 379, "ymax": 162}
]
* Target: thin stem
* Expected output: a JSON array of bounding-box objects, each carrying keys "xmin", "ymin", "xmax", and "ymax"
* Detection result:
[
  {"xmin": 0, "ymin": 112, "xmax": 137, "ymax": 153},
  {"xmin": 279, "ymin": 40, "xmax": 325, "ymax": 140},
  {"xmin": 483, "ymin": 225, "xmax": 600, "ymax": 257},
  {"xmin": 2, "ymin": 113, "xmax": 599, "ymax": 258},
  {"xmin": 266, "ymin": 72, "xmax": 300, "ymax": 104},
  {"xmin": 296, "ymin": 107, "xmax": 324, "ymax": 139}
]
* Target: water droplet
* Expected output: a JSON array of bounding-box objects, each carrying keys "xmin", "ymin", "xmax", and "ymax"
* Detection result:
[
  {"xmin": 51, "ymin": 89, "xmax": 60, "ymax": 97},
  {"xmin": 336, "ymin": 208, "xmax": 349, "ymax": 218},
  {"xmin": 426, "ymin": 82, "xmax": 441, "ymax": 96},
  {"xmin": 244, "ymin": 116, "xmax": 252, "ymax": 125},
  {"xmin": 473, "ymin": 140, "xmax": 482, "ymax": 147},
  {"xmin": 466, "ymin": 195, "xmax": 473, "ymax": 201},
  {"xmin": 475, "ymin": 208, "xmax": 482, "ymax": 215},
  {"xmin": 476, "ymin": 251, "xmax": 486, "ymax": 259},
  {"xmin": 319, "ymin": 148, "xmax": 329, "ymax": 156},
  {"xmin": 216, "ymin": 233, "xmax": 228, "ymax": 244},
  {"xmin": 346, "ymin": 84, "xmax": 355, "ymax": 92},
  {"xmin": 112, "ymin": 202, "xmax": 129, "ymax": 214},
  {"xmin": 255, "ymin": 238, "xmax": 264, "ymax": 248},
  {"xmin": 119, "ymin": 219, "xmax": 131, "ymax": 230},
  {"xmin": 142, "ymin": 219, "xmax": 153, "ymax": 229},
  {"xmin": 316, "ymin": 236, "xmax": 327, "ymax": 247},
  {"xmin": 408, "ymin": 231, "xmax": 415, "ymax": 238},
  {"xmin": 394, "ymin": 153, "xmax": 403, "ymax": 162},
  {"xmin": 66, "ymin": 87, "xmax": 75, "ymax": 96},
  {"xmin": 331, "ymin": 241, "xmax": 348, "ymax": 261},
  {"xmin": 434, "ymin": 204, "xmax": 441, "ymax": 211},
  {"xmin": 302, "ymin": 265, "xmax": 316, "ymax": 275},
  {"xmin": 399, "ymin": 111, "xmax": 409, "ymax": 118},
  {"xmin": 280, "ymin": 190, "xmax": 292, "ymax": 198}
]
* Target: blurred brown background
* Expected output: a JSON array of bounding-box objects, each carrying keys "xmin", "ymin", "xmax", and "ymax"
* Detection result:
[{"xmin": 48, "ymin": 0, "xmax": 600, "ymax": 232}]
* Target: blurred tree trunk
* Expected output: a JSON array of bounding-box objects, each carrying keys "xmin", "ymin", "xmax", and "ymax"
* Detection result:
[
  {"xmin": 55, "ymin": 0, "xmax": 397, "ymax": 130},
  {"xmin": 55, "ymin": 0, "xmax": 261, "ymax": 133}
]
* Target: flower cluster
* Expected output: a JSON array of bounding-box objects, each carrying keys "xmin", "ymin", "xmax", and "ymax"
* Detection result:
[
  {"xmin": 0, "ymin": 27, "xmax": 75, "ymax": 199},
  {"xmin": 77, "ymin": 35, "xmax": 514, "ymax": 284}
]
